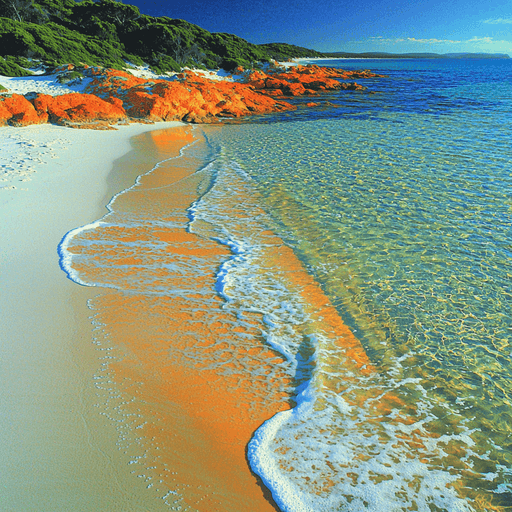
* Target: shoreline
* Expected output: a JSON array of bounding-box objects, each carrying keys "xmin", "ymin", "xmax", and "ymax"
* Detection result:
[
  {"xmin": 3, "ymin": 52, "xmax": 510, "ymax": 512},
  {"xmin": 57, "ymin": 121, "xmax": 376, "ymax": 511},
  {"xmin": 0, "ymin": 121, "xmax": 185, "ymax": 511},
  {"xmin": 58, "ymin": 125, "xmax": 286, "ymax": 511}
]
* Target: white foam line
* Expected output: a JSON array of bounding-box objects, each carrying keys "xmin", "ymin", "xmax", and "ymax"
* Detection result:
[
  {"xmin": 58, "ymin": 129, "xmax": 202, "ymax": 287},
  {"xmin": 105, "ymin": 136, "xmax": 199, "ymax": 208},
  {"xmin": 248, "ymin": 388, "xmax": 317, "ymax": 512},
  {"xmin": 186, "ymin": 158, "xmax": 324, "ymax": 510},
  {"xmin": 58, "ymin": 220, "xmax": 106, "ymax": 286}
]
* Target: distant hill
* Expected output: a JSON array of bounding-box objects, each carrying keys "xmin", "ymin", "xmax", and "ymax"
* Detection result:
[
  {"xmin": 258, "ymin": 43, "xmax": 324, "ymax": 61},
  {"xmin": 0, "ymin": 0, "xmax": 322, "ymax": 76},
  {"xmin": 324, "ymin": 51, "xmax": 510, "ymax": 59},
  {"xmin": 443, "ymin": 53, "xmax": 510, "ymax": 59}
]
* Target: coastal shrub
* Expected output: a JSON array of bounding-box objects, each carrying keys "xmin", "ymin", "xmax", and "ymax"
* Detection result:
[
  {"xmin": 0, "ymin": 0, "xmax": 48, "ymax": 23},
  {"xmin": 31, "ymin": 22, "xmax": 126, "ymax": 67},
  {"xmin": 36, "ymin": 0, "xmax": 76, "ymax": 20},
  {"xmin": 0, "ymin": 18, "xmax": 38, "ymax": 56},
  {"xmin": 0, "ymin": 55, "xmax": 34, "ymax": 76},
  {"xmin": 124, "ymin": 23, "xmax": 177, "ymax": 59},
  {"xmin": 124, "ymin": 54, "xmax": 145, "ymax": 67},
  {"xmin": 12, "ymin": 55, "xmax": 34, "ymax": 68},
  {"xmin": 149, "ymin": 53, "xmax": 181, "ymax": 74},
  {"xmin": 259, "ymin": 43, "xmax": 324, "ymax": 61},
  {"xmin": 208, "ymin": 32, "xmax": 271, "ymax": 69},
  {"xmin": 0, "ymin": 18, "xmax": 127, "ymax": 68},
  {"xmin": 124, "ymin": 20, "xmax": 204, "ymax": 64},
  {"xmin": 71, "ymin": 16, "xmax": 120, "ymax": 44},
  {"xmin": 125, "ymin": 18, "xmax": 276, "ymax": 71},
  {"xmin": 56, "ymin": 69, "xmax": 84, "ymax": 83},
  {"xmin": 68, "ymin": 0, "xmax": 142, "ymax": 35}
]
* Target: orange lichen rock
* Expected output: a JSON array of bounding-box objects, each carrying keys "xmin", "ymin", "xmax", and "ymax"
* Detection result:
[
  {"xmin": 83, "ymin": 68, "xmax": 296, "ymax": 123},
  {"xmin": 245, "ymin": 69, "xmax": 268, "ymax": 82},
  {"xmin": 0, "ymin": 94, "xmax": 48, "ymax": 126},
  {"xmin": 246, "ymin": 63, "xmax": 384, "ymax": 95},
  {"xmin": 30, "ymin": 92, "xmax": 127, "ymax": 127},
  {"xmin": 1, "ymin": 64, "xmax": 383, "ymax": 129},
  {"xmin": 54, "ymin": 64, "xmax": 76, "ymax": 73}
]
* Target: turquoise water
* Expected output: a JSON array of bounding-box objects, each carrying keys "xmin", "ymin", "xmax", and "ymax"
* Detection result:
[
  {"xmin": 200, "ymin": 59, "xmax": 512, "ymax": 511},
  {"xmin": 60, "ymin": 58, "xmax": 512, "ymax": 511}
]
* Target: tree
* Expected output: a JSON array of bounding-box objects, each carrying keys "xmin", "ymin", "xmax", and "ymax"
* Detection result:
[
  {"xmin": 0, "ymin": 0, "xmax": 48, "ymax": 23},
  {"xmin": 69, "ymin": 0, "xmax": 141, "ymax": 33}
]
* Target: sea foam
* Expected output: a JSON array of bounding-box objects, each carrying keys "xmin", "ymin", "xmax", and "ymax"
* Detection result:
[{"xmin": 58, "ymin": 133, "xmax": 199, "ymax": 289}]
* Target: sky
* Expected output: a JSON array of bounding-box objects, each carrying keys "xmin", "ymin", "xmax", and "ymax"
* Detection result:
[{"xmin": 129, "ymin": 0, "xmax": 512, "ymax": 55}]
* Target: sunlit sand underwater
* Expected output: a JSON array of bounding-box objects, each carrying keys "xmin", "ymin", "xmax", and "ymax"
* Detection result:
[{"xmin": 60, "ymin": 57, "xmax": 512, "ymax": 511}]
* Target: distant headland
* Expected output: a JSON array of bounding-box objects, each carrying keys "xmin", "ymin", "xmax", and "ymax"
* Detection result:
[{"xmin": 323, "ymin": 51, "xmax": 511, "ymax": 59}]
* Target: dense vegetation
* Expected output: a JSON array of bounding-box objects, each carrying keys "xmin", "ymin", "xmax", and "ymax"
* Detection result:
[
  {"xmin": 258, "ymin": 43, "xmax": 324, "ymax": 61},
  {"xmin": 0, "ymin": 55, "xmax": 35, "ymax": 76},
  {"xmin": 0, "ymin": 0, "xmax": 325, "ymax": 76}
]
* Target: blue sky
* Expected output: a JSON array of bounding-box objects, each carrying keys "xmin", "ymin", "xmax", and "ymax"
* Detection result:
[{"xmin": 132, "ymin": 0, "xmax": 512, "ymax": 55}]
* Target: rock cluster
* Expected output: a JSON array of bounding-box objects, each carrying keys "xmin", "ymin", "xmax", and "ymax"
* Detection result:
[
  {"xmin": 83, "ymin": 67, "xmax": 295, "ymax": 124},
  {"xmin": 0, "ymin": 64, "xmax": 383, "ymax": 129},
  {"xmin": 244, "ymin": 64, "xmax": 377, "ymax": 95}
]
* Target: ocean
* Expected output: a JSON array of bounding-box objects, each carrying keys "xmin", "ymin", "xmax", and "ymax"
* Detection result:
[{"xmin": 61, "ymin": 58, "xmax": 512, "ymax": 511}]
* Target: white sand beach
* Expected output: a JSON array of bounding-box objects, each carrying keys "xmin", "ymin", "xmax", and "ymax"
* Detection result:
[{"xmin": 0, "ymin": 121, "xmax": 183, "ymax": 511}]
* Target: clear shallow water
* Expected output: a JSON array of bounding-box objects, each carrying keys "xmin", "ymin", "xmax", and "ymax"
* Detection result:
[
  {"xmin": 60, "ymin": 59, "xmax": 512, "ymax": 511},
  {"xmin": 203, "ymin": 59, "xmax": 512, "ymax": 511}
]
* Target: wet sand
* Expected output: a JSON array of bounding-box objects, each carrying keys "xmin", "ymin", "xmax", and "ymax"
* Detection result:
[
  {"xmin": 62, "ymin": 126, "xmax": 288, "ymax": 510},
  {"xmin": 0, "ymin": 122, "xmax": 184, "ymax": 512},
  {"xmin": 60, "ymin": 125, "xmax": 378, "ymax": 511}
]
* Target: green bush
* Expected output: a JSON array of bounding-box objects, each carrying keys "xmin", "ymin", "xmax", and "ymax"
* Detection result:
[
  {"xmin": 68, "ymin": 0, "xmax": 142, "ymax": 35},
  {"xmin": 12, "ymin": 55, "xmax": 34, "ymax": 68},
  {"xmin": 259, "ymin": 43, "xmax": 324, "ymax": 61},
  {"xmin": 56, "ymin": 69, "xmax": 84, "ymax": 83},
  {"xmin": 0, "ymin": 55, "xmax": 33, "ymax": 76},
  {"xmin": 149, "ymin": 53, "xmax": 180, "ymax": 74},
  {"xmin": 34, "ymin": 0, "xmax": 77, "ymax": 21},
  {"xmin": 0, "ymin": 18, "xmax": 127, "ymax": 68},
  {"xmin": 0, "ymin": 0, "xmax": 48, "ymax": 23}
]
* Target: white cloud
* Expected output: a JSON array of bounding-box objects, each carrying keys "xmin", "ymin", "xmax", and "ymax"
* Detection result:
[
  {"xmin": 358, "ymin": 35, "xmax": 512, "ymax": 54},
  {"xmin": 483, "ymin": 18, "xmax": 512, "ymax": 24},
  {"xmin": 368, "ymin": 36, "xmax": 510, "ymax": 47},
  {"xmin": 468, "ymin": 36, "xmax": 494, "ymax": 43},
  {"xmin": 406, "ymin": 37, "xmax": 461, "ymax": 44},
  {"xmin": 369, "ymin": 36, "xmax": 461, "ymax": 44}
]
